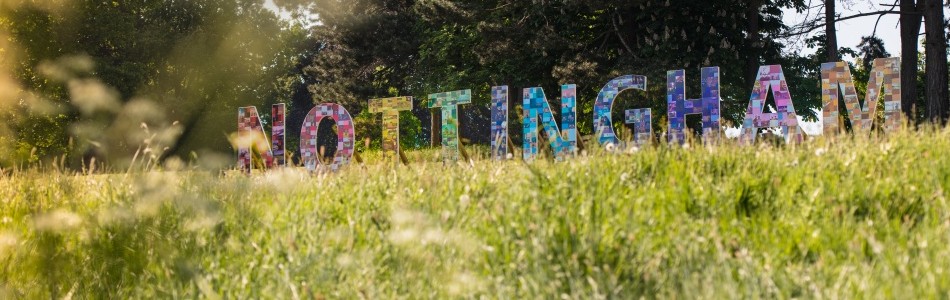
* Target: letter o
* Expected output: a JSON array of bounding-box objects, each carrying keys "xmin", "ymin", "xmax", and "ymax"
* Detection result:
[{"xmin": 300, "ymin": 103, "xmax": 356, "ymax": 172}]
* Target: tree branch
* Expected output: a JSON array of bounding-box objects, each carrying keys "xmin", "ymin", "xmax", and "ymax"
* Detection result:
[
  {"xmin": 612, "ymin": 12, "xmax": 634, "ymax": 55},
  {"xmin": 779, "ymin": 10, "xmax": 919, "ymax": 38},
  {"xmin": 872, "ymin": 0, "xmax": 900, "ymax": 37}
]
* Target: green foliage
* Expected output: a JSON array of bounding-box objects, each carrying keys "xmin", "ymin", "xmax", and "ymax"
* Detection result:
[
  {"xmin": 0, "ymin": 0, "xmax": 931, "ymax": 169},
  {"xmin": 3, "ymin": 129, "xmax": 950, "ymax": 298},
  {"xmin": 399, "ymin": 110, "xmax": 425, "ymax": 150},
  {"xmin": 0, "ymin": 0, "xmax": 311, "ymax": 168},
  {"xmin": 352, "ymin": 110, "xmax": 425, "ymax": 151},
  {"xmin": 302, "ymin": 0, "xmax": 825, "ymax": 142}
]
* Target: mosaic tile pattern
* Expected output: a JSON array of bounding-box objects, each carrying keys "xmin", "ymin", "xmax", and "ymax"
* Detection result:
[
  {"xmin": 271, "ymin": 104, "xmax": 286, "ymax": 167},
  {"xmin": 369, "ymin": 96, "xmax": 413, "ymax": 163},
  {"xmin": 868, "ymin": 57, "xmax": 902, "ymax": 132},
  {"xmin": 300, "ymin": 103, "xmax": 356, "ymax": 172},
  {"xmin": 491, "ymin": 86, "xmax": 509, "ymax": 160},
  {"xmin": 624, "ymin": 108, "xmax": 652, "ymax": 147},
  {"xmin": 428, "ymin": 90, "xmax": 472, "ymax": 163},
  {"xmin": 593, "ymin": 75, "xmax": 648, "ymax": 146},
  {"xmin": 237, "ymin": 106, "xmax": 275, "ymax": 173},
  {"xmin": 821, "ymin": 58, "xmax": 902, "ymax": 134},
  {"xmin": 739, "ymin": 65, "xmax": 805, "ymax": 144},
  {"xmin": 522, "ymin": 85, "xmax": 577, "ymax": 161},
  {"xmin": 667, "ymin": 67, "xmax": 721, "ymax": 144}
]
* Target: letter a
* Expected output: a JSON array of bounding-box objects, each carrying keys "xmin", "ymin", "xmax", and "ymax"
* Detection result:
[{"xmin": 739, "ymin": 65, "xmax": 805, "ymax": 144}]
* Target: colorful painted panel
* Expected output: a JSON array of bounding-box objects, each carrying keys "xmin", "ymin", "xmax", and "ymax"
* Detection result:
[
  {"xmin": 821, "ymin": 58, "xmax": 902, "ymax": 134},
  {"xmin": 271, "ymin": 103, "xmax": 286, "ymax": 167},
  {"xmin": 594, "ymin": 75, "xmax": 648, "ymax": 146},
  {"xmin": 300, "ymin": 103, "xmax": 356, "ymax": 172},
  {"xmin": 820, "ymin": 62, "xmax": 858, "ymax": 134},
  {"xmin": 428, "ymin": 90, "xmax": 472, "ymax": 163},
  {"xmin": 522, "ymin": 85, "xmax": 577, "ymax": 161},
  {"xmin": 667, "ymin": 67, "xmax": 721, "ymax": 144},
  {"xmin": 739, "ymin": 65, "xmax": 805, "ymax": 144},
  {"xmin": 867, "ymin": 57, "xmax": 902, "ymax": 132},
  {"xmin": 491, "ymin": 86, "xmax": 509, "ymax": 160},
  {"xmin": 368, "ymin": 96, "xmax": 413, "ymax": 163},
  {"xmin": 237, "ymin": 106, "xmax": 274, "ymax": 173},
  {"xmin": 624, "ymin": 108, "xmax": 652, "ymax": 147}
]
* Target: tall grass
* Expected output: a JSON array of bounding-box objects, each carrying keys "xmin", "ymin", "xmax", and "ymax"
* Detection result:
[{"xmin": 2, "ymin": 128, "xmax": 950, "ymax": 298}]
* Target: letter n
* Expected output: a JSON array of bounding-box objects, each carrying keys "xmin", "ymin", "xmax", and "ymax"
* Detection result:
[
  {"xmin": 237, "ymin": 104, "xmax": 286, "ymax": 173},
  {"xmin": 523, "ymin": 85, "xmax": 577, "ymax": 161},
  {"xmin": 821, "ymin": 58, "xmax": 901, "ymax": 134}
]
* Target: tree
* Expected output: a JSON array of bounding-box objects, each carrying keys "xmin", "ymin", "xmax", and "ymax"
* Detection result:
[
  {"xmin": 307, "ymin": 0, "xmax": 817, "ymax": 143},
  {"xmin": 857, "ymin": 36, "xmax": 891, "ymax": 72},
  {"xmin": 922, "ymin": 0, "xmax": 948, "ymax": 122},
  {"xmin": 302, "ymin": 0, "xmax": 425, "ymax": 150},
  {"xmin": 1, "ymin": 0, "xmax": 308, "ymax": 168},
  {"xmin": 900, "ymin": 0, "xmax": 924, "ymax": 121},
  {"xmin": 825, "ymin": 0, "xmax": 840, "ymax": 62}
]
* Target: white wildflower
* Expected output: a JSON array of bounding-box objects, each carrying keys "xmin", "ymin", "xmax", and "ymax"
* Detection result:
[
  {"xmin": 0, "ymin": 232, "xmax": 17, "ymax": 256},
  {"xmin": 33, "ymin": 210, "xmax": 83, "ymax": 233}
]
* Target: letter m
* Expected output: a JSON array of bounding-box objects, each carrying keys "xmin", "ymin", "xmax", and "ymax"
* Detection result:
[{"xmin": 821, "ymin": 58, "xmax": 901, "ymax": 134}]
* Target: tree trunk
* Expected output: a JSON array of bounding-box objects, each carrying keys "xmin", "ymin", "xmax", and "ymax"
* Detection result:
[
  {"xmin": 900, "ymin": 0, "xmax": 922, "ymax": 122},
  {"xmin": 825, "ymin": 0, "xmax": 839, "ymax": 62},
  {"xmin": 923, "ymin": 0, "xmax": 949, "ymax": 123},
  {"xmin": 745, "ymin": 0, "xmax": 762, "ymax": 87}
]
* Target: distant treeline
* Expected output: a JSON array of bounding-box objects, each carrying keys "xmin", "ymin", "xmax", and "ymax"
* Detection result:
[{"xmin": 0, "ymin": 0, "xmax": 947, "ymax": 169}]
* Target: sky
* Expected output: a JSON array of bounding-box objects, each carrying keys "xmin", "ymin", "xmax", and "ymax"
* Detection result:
[
  {"xmin": 784, "ymin": 2, "xmax": 950, "ymax": 57},
  {"xmin": 782, "ymin": 2, "xmax": 904, "ymax": 57}
]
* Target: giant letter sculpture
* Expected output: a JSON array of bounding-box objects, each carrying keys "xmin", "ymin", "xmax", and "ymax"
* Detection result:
[
  {"xmin": 821, "ymin": 58, "xmax": 901, "ymax": 135},
  {"xmin": 429, "ymin": 90, "xmax": 472, "ymax": 163},
  {"xmin": 667, "ymin": 67, "xmax": 721, "ymax": 144},
  {"xmin": 300, "ymin": 103, "xmax": 356, "ymax": 172},
  {"xmin": 369, "ymin": 96, "xmax": 413, "ymax": 164},
  {"xmin": 523, "ymin": 85, "xmax": 577, "ymax": 161},
  {"xmin": 739, "ymin": 65, "xmax": 805, "ymax": 144},
  {"xmin": 593, "ymin": 75, "xmax": 648, "ymax": 147},
  {"xmin": 237, "ymin": 104, "xmax": 285, "ymax": 173},
  {"xmin": 491, "ymin": 86, "xmax": 509, "ymax": 160}
]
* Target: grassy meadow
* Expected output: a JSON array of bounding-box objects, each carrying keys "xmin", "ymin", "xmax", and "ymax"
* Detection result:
[{"xmin": 2, "ymin": 129, "xmax": 950, "ymax": 299}]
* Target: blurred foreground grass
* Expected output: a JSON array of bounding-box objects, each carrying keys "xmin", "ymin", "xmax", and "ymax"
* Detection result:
[{"xmin": 2, "ymin": 129, "xmax": 950, "ymax": 299}]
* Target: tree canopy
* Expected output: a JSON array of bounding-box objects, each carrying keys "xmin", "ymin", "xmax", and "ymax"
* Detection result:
[{"xmin": 1, "ymin": 0, "xmax": 947, "ymax": 168}]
